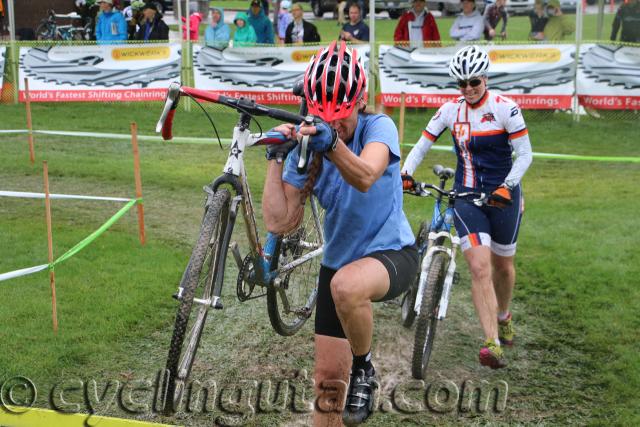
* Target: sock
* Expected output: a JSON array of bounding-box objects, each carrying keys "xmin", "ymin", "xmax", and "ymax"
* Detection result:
[
  {"xmin": 352, "ymin": 350, "xmax": 374, "ymax": 375},
  {"xmin": 498, "ymin": 311, "xmax": 511, "ymax": 322}
]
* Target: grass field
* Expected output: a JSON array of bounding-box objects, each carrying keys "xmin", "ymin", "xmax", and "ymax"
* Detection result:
[{"xmin": 1, "ymin": 101, "xmax": 639, "ymax": 426}]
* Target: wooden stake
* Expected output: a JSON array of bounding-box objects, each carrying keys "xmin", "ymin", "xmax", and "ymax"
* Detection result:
[
  {"xmin": 130, "ymin": 122, "xmax": 146, "ymax": 246},
  {"xmin": 399, "ymin": 92, "xmax": 406, "ymax": 150},
  {"xmin": 43, "ymin": 161, "xmax": 58, "ymax": 334},
  {"xmin": 25, "ymin": 78, "xmax": 35, "ymax": 164}
]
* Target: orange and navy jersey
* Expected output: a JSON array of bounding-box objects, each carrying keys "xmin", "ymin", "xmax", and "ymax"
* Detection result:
[{"xmin": 422, "ymin": 91, "xmax": 528, "ymax": 189}]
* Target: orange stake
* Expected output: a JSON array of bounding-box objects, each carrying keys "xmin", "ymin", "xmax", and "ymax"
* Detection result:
[
  {"xmin": 130, "ymin": 122, "xmax": 146, "ymax": 245},
  {"xmin": 25, "ymin": 78, "xmax": 35, "ymax": 164},
  {"xmin": 43, "ymin": 161, "xmax": 58, "ymax": 333}
]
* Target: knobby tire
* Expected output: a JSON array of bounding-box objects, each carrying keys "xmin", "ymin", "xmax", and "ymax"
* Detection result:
[{"xmin": 162, "ymin": 189, "xmax": 231, "ymax": 414}]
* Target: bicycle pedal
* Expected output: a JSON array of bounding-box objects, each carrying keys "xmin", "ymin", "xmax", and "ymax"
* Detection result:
[{"xmin": 172, "ymin": 292, "xmax": 182, "ymax": 301}]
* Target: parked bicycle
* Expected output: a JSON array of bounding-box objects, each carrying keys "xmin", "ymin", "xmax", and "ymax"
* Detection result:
[
  {"xmin": 401, "ymin": 165, "xmax": 488, "ymax": 379},
  {"xmin": 36, "ymin": 10, "xmax": 93, "ymax": 41},
  {"xmin": 155, "ymin": 82, "xmax": 324, "ymax": 413}
]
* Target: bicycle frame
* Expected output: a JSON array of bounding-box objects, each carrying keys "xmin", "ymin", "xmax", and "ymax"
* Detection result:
[{"xmin": 159, "ymin": 84, "xmax": 324, "ymax": 307}]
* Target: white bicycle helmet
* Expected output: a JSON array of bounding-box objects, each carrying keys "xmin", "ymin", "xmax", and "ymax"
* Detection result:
[{"xmin": 449, "ymin": 45, "xmax": 490, "ymax": 81}]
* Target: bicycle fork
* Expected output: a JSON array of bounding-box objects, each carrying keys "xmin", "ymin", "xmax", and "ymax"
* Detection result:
[{"xmin": 413, "ymin": 233, "xmax": 460, "ymax": 320}]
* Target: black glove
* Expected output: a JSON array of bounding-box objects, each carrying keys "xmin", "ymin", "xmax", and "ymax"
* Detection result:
[
  {"xmin": 488, "ymin": 185, "xmax": 513, "ymax": 208},
  {"xmin": 264, "ymin": 130, "xmax": 298, "ymax": 163},
  {"xmin": 401, "ymin": 174, "xmax": 416, "ymax": 191},
  {"xmin": 308, "ymin": 120, "xmax": 339, "ymax": 153}
]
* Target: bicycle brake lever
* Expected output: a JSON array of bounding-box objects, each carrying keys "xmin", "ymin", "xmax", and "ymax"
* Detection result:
[{"xmin": 297, "ymin": 115, "xmax": 314, "ymax": 174}]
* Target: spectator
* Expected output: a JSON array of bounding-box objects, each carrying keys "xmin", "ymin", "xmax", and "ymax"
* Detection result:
[
  {"xmin": 205, "ymin": 7, "xmax": 230, "ymax": 48},
  {"xmin": 182, "ymin": 4, "xmax": 203, "ymax": 41},
  {"xmin": 134, "ymin": 2, "xmax": 169, "ymax": 41},
  {"xmin": 248, "ymin": 0, "xmax": 275, "ymax": 44},
  {"xmin": 610, "ymin": 0, "xmax": 640, "ymax": 43},
  {"xmin": 124, "ymin": 0, "xmax": 145, "ymax": 40},
  {"xmin": 261, "ymin": 0, "xmax": 270, "ymax": 15},
  {"xmin": 233, "ymin": 11, "xmax": 257, "ymax": 46},
  {"xmin": 277, "ymin": 0, "xmax": 293, "ymax": 44},
  {"xmin": 95, "ymin": 0, "xmax": 127, "ymax": 44},
  {"xmin": 336, "ymin": 0, "xmax": 348, "ymax": 25},
  {"xmin": 529, "ymin": 0, "xmax": 548, "ymax": 41},
  {"xmin": 393, "ymin": 0, "xmax": 440, "ymax": 48},
  {"xmin": 484, "ymin": 0, "xmax": 508, "ymax": 41},
  {"xmin": 285, "ymin": 3, "xmax": 321, "ymax": 44},
  {"xmin": 340, "ymin": 2, "xmax": 369, "ymax": 43},
  {"xmin": 540, "ymin": 0, "xmax": 574, "ymax": 41},
  {"xmin": 450, "ymin": 0, "xmax": 484, "ymax": 42}
]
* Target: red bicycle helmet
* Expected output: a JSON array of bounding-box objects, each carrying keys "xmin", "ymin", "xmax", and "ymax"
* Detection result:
[{"xmin": 303, "ymin": 40, "xmax": 367, "ymax": 122}]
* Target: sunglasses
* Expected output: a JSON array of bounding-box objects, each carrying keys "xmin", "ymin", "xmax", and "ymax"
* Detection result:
[{"xmin": 457, "ymin": 78, "xmax": 483, "ymax": 88}]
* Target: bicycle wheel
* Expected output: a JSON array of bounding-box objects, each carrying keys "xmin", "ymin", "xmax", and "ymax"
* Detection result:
[
  {"xmin": 267, "ymin": 197, "xmax": 324, "ymax": 336},
  {"xmin": 35, "ymin": 23, "xmax": 53, "ymax": 40},
  {"xmin": 411, "ymin": 252, "xmax": 447, "ymax": 379},
  {"xmin": 162, "ymin": 189, "xmax": 231, "ymax": 414},
  {"xmin": 401, "ymin": 221, "xmax": 430, "ymax": 328}
]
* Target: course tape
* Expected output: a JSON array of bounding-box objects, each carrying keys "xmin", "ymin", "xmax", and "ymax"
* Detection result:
[
  {"xmin": 0, "ymin": 190, "xmax": 133, "ymax": 202},
  {"xmin": 399, "ymin": 143, "xmax": 640, "ymax": 163},
  {"xmin": 2, "ymin": 129, "xmax": 639, "ymax": 163},
  {"xmin": 0, "ymin": 405, "xmax": 177, "ymax": 427},
  {"xmin": 0, "ymin": 264, "xmax": 49, "ymax": 282},
  {"xmin": 0, "ymin": 128, "xmax": 232, "ymax": 145},
  {"xmin": 0, "ymin": 199, "xmax": 141, "ymax": 282}
]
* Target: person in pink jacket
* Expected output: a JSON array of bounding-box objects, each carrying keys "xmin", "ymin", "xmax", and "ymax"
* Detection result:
[{"xmin": 182, "ymin": 6, "xmax": 203, "ymax": 41}]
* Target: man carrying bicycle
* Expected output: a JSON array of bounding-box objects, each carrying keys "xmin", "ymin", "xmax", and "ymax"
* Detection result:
[
  {"xmin": 262, "ymin": 41, "xmax": 419, "ymax": 425},
  {"xmin": 401, "ymin": 45, "xmax": 533, "ymax": 369}
]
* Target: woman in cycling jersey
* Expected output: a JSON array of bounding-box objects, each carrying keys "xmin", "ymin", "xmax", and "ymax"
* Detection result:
[
  {"xmin": 262, "ymin": 40, "xmax": 419, "ymax": 426},
  {"xmin": 402, "ymin": 45, "xmax": 533, "ymax": 369}
]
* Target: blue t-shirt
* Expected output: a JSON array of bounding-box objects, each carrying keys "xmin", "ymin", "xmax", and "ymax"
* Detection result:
[{"xmin": 282, "ymin": 114, "xmax": 415, "ymax": 270}]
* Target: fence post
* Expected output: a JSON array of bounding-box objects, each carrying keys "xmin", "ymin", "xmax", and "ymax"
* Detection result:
[
  {"xmin": 573, "ymin": 1, "xmax": 584, "ymax": 123},
  {"xmin": 130, "ymin": 122, "xmax": 146, "ymax": 246},
  {"xmin": 43, "ymin": 161, "xmax": 59, "ymax": 334},
  {"xmin": 25, "ymin": 78, "xmax": 35, "ymax": 164},
  {"xmin": 399, "ymin": 92, "xmax": 406, "ymax": 147}
]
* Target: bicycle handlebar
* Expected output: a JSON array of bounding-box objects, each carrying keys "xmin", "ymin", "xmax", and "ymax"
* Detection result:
[
  {"xmin": 405, "ymin": 181, "xmax": 488, "ymax": 207},
  {"xmin": 155, "ymin": 83, "xmax": 313, "ymax": 170}
]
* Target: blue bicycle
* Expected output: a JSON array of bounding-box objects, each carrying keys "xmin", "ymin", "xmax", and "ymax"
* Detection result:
[{"xmin": 402, "ymin": 165, "xmax": 487, "ymax": 379}]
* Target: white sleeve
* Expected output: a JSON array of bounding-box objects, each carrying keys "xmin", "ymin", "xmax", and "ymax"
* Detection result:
[
  {"xmin": 449, "ymin": 17, "xmax": 463, "ymax": 40},
  {"xmin": 401, "ymin": 104, "xmax": 450, "ymax": 175},
  {"xmin": 402, "ymin": 134, "xmax": 434, "ymax": 175},
  {"xmin": 504, "ymin": 134, "xmax": 532, "ymax": 188},
  {"xmin": 502, "ymin": 101, "xmax": 532, "ymax": 188}
]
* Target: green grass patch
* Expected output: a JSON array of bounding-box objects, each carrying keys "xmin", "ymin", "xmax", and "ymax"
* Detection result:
[{"xmin": 1, "ymin": 102, "xmax": 639, "ymax": 425}]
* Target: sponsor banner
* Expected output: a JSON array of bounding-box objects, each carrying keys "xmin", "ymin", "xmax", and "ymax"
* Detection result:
[
  {"xmin": 577, "ymin": 44, "xmax": 640, "ymax": 110},
  {"xmin": 381, "ymin": 93, "xmax": 572, "ymax": 109},
  {"xmin": 19, "ymin": 44, "xmax": 181, "ymax": 102},
  {"xmin": 20, "ymin": 89, "xmax": 169, "ymax": 102},
  {"xmin": 379, "ymin": 44, "xmax": 575, "ymax": 109},
  {"xmin": 0, "ymin": 47, "xmax": 5, "ymax": 88},
  {"xmin": 193, "ymin": 44, "xmax": 370, "ymax": 103}
]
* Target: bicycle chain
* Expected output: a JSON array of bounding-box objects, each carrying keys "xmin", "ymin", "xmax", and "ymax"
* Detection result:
[
  {"xmin": 236, "ymin": 254, "xmax": 258, "ymax": 302},
  {"xmin": 21, "ymin": 46, "xmax": 180, "ymax": 87},
  {"xmin": 380, "ymin": 46, "xmax": 575, "ymax": 93},
  {"xmin": 581, "ymin": 44, "xmax": 640, "ymax": 89}
]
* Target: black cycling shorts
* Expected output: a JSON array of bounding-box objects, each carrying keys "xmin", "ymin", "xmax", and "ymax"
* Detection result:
[{"xmin": 315, "ymin": 245, "xmax": 419, "ymax": 339}]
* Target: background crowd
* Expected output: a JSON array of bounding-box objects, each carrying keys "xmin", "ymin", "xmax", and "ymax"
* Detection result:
[{"xmin": 5, "ymin": 0, "xmax": 639, "ymax": 44}]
